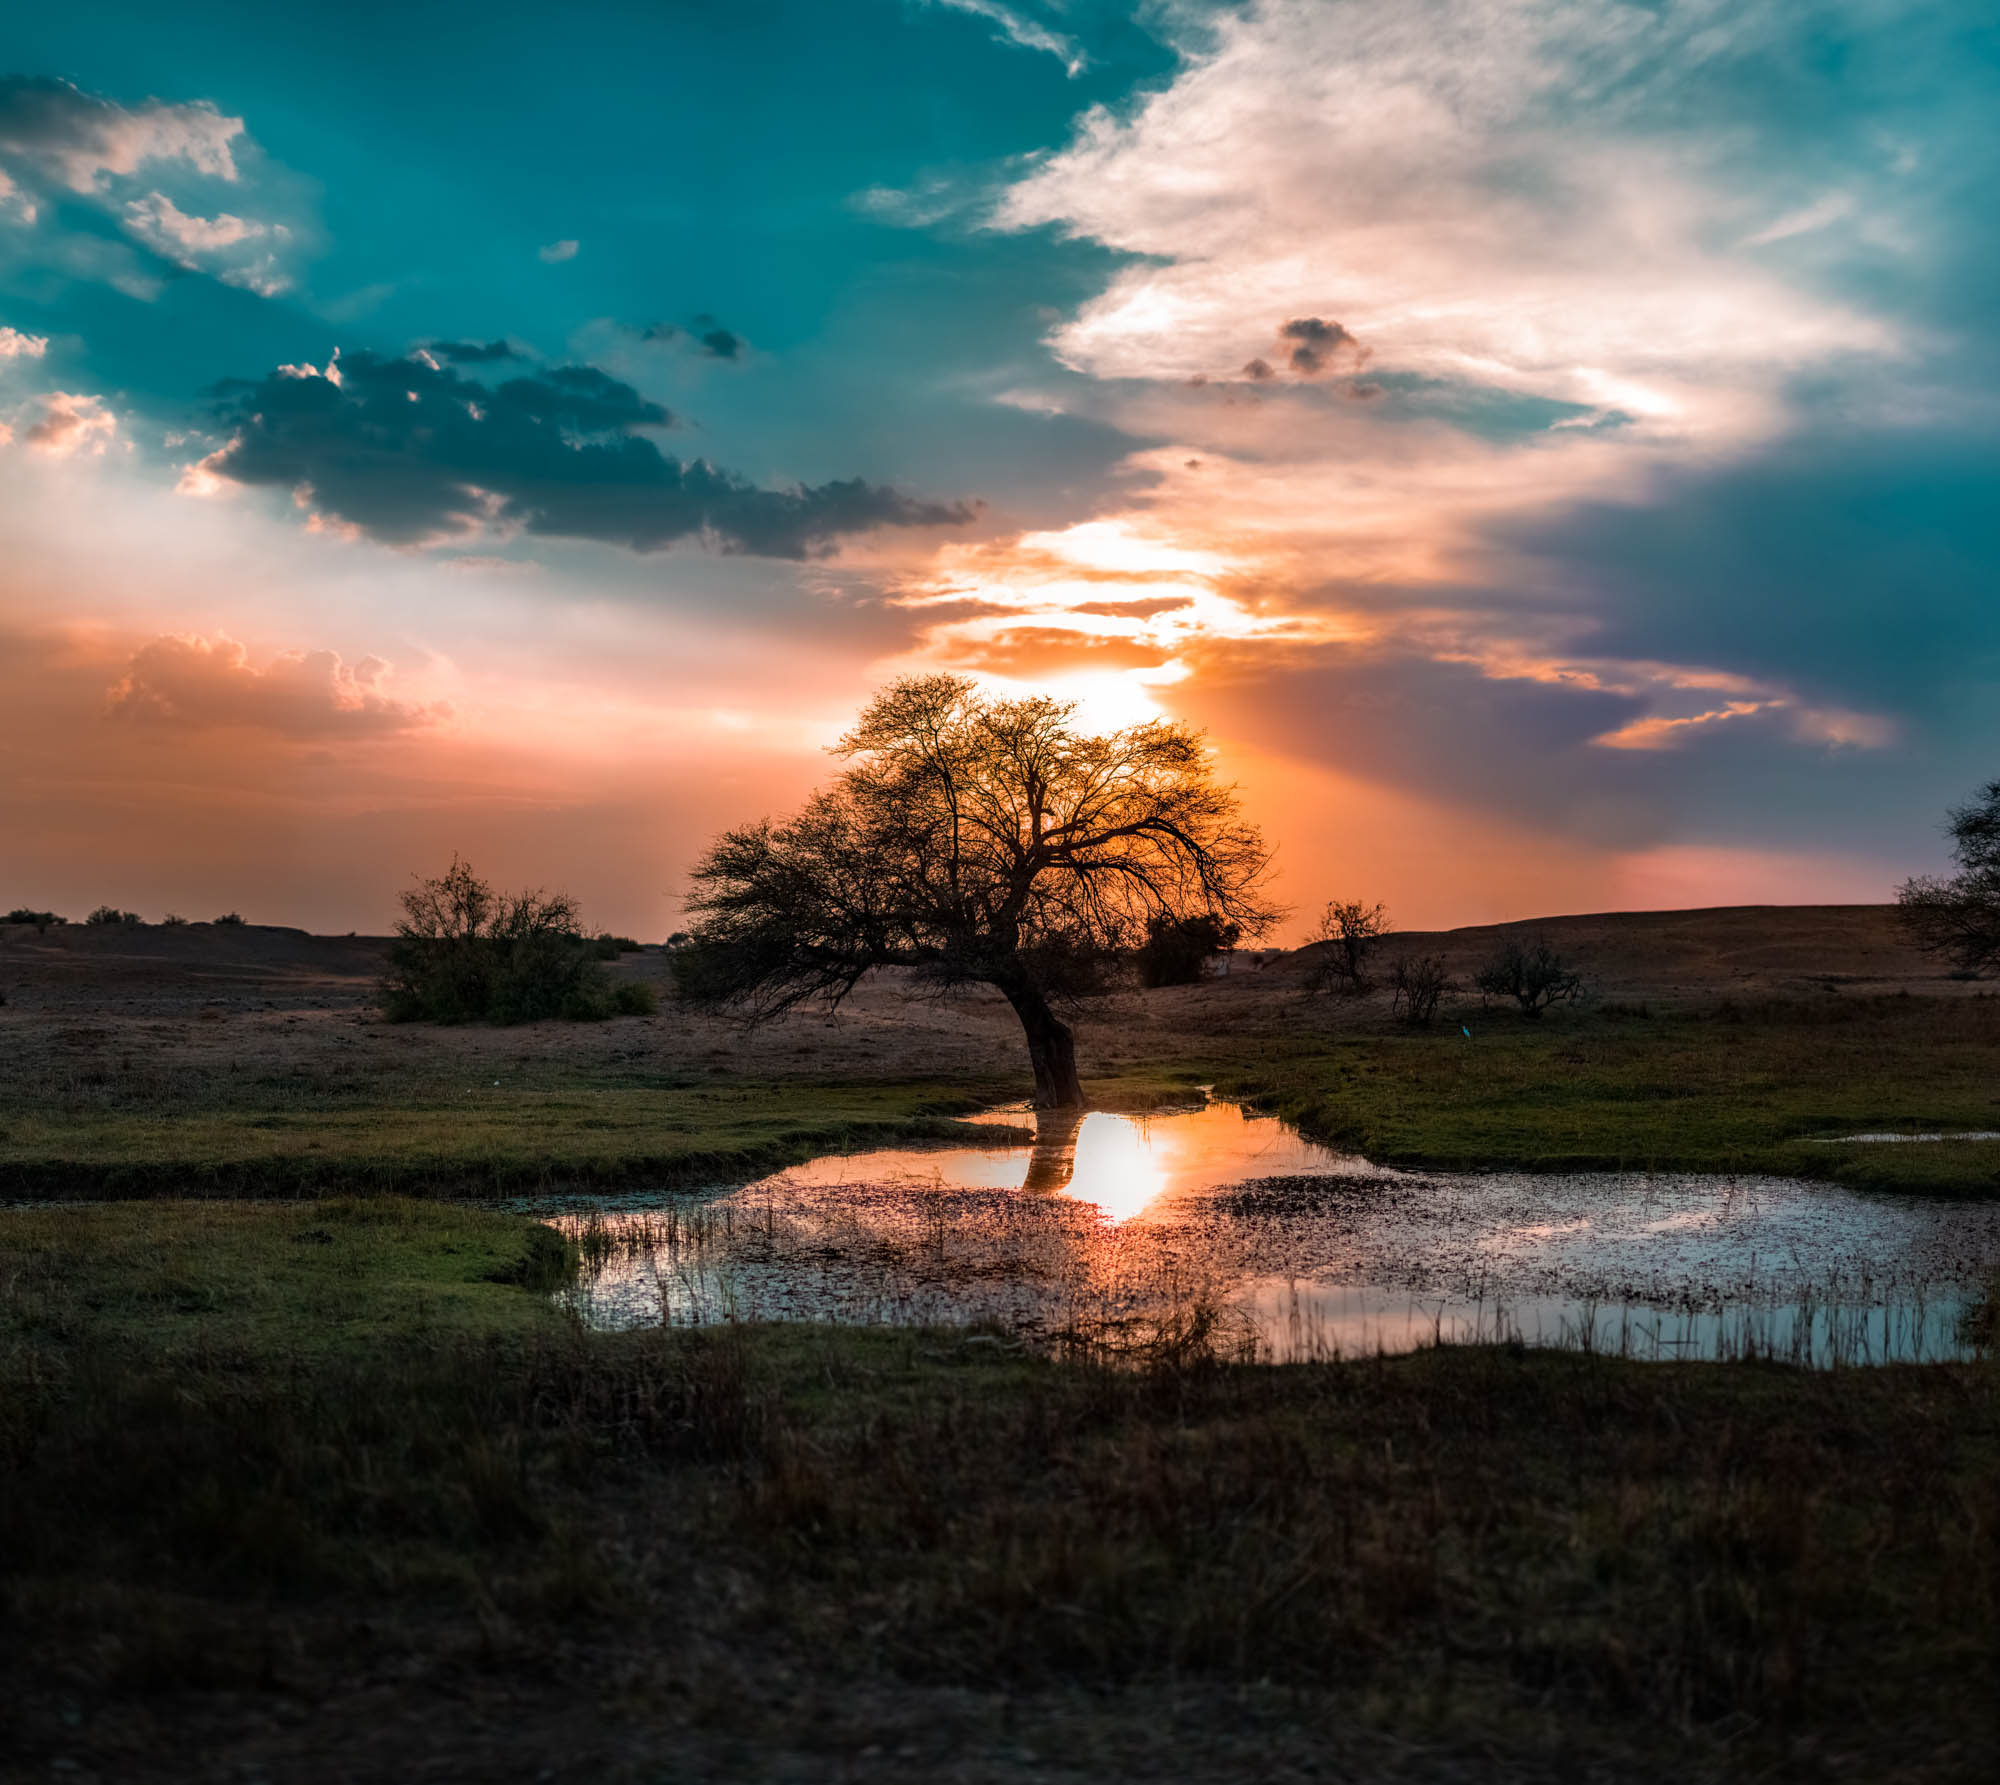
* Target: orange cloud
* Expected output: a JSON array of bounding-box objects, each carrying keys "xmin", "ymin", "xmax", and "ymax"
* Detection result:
[{"xmin": 106, "ymin": 634, "xmax": 444, "ymax": 738}]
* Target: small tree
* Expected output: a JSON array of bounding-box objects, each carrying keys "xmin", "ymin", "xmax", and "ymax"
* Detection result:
[
  {"xmin": 1135, "ymin": 912, "xmax": 1242, "ymax": 988},
  {"xmin": 383, "ymin": 858, "xmax": 650, "ymax": 1023},
  {"xmin": 84, "ymin": 905, "xmax": 142, "ymax": 927},
  {"xmin": 1898, "ymin": 781, "xmax": 2000, "ymax": 974},
  {"xmin": 1389, "ymin": 952, "xmax": 1452, "ymax": 1026},
  {"xmin": 1305, "ymin": 899, "xmax": 1391, "ymax": 995},
  {"xmin": 1473, "ymin": 934, "xmax": 1582, "ymax": 1018},
  {"xmin": 681, "ymin": 675, "xmax": 1275, "ymax": 1108}
]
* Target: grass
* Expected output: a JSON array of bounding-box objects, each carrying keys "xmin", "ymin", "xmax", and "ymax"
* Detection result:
[
  {"xmin": 1198, "ymin": 992, "xmax": 2000, "ymax": 1194},
  {"xmin": 0, "ymin": 1077, "xmax": 1024, "ymax": 1198},
  {"xmin": 3, "ymin": 1202, "xmax": 1997, "ymax": 1779}
]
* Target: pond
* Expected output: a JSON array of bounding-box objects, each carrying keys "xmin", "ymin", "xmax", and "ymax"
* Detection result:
[{"xmin": 536, "ymin": 1100, "xmax": 2000, "ymax": 1366}]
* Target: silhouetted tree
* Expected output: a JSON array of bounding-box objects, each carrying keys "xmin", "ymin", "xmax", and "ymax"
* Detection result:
[
  {"xmin": 1473, "ymin": 934, "xmax": 1583, "ymax": 1018},
  {"xmin": 680, "ymin": 675, "xmax": 1276, "ymax": 1107},
  {"xmin": 1389, "ymin": 952, "xmax": 1452, "ymax": 1026},
  {"xmin": 1898, "ymin": 780, "xmax": 2000, "ymax": 975},
  {"xmin": 1135, "ymin": 912, "xmax": 1242, "ymax": 987},
  {"xmin": 1305, "ymin": 898, "xmax": 1392, "ymax": 994}
]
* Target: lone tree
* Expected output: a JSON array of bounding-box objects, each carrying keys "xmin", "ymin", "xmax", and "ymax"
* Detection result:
[
  {"xmin": 1897, "ymin": 780, "xmax": 2000, "ymax": 975},
  {"xmin": 1305, "ymin": 898, "xmax": 1392, "ymax": 995},
  {"xmin": 1472, "ymin": 933, "xmax": 1583, "ymax": 1018},
  {"xmin": 680, "ymin": 675, "xmax": 1276, "ymax": 1108}
]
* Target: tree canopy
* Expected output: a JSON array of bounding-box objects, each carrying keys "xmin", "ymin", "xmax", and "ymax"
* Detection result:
[
  {"xmin": 680, "ymin": 675, "xmax": 1276, "ymax": 1107},
  {"xmin": 1898, "ymin": 779, "xmax": 2000, "ymax": 975}
]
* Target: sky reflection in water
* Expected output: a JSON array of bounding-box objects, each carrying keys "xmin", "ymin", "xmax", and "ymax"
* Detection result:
[{"xmin": 548, "ymin": 1103, "xmax": 2000, "ymax": 1366}]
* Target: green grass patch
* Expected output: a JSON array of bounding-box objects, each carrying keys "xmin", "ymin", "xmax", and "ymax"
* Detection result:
[
  {"xmin": 1204, "ymin": 994, "xmax": 2000, "ymax": 1193},
  {"xmin": 0, "ymin": 1078, "xmax": 1024, "ymax": 1199}
]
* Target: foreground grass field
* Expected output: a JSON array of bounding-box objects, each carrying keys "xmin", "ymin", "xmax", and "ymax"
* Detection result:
[{"xmin": 3, "ymin": 1202, "xmax": 1995, "ymax": 1782}]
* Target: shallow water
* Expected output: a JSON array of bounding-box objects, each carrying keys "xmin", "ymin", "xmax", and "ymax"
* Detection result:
[{"xmin": 542, "ymin": 1101, "xmax": 2000, "ymax": 1365}]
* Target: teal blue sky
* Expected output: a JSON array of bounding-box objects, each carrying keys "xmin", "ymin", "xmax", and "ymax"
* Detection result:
[{"xmin": 3, "ymin": 1, "xmax": 1999, "ymax": 932}]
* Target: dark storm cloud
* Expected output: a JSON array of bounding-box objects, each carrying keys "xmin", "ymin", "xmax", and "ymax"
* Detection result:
[
  {"xmin": 1240, "ymin": 357, "xmax": 1274, "ymax": 381},
  {"xmin": 200, "ymin": 349, "xmax": 974, "ymax": 557},
  {"xmin": 426, "ymin": 338, "xmax": 523, "ymax": 363},
  {"xmin": 633, "ymin": 319, "xmax": 747, "ymax": 358},
  {"xmin": 1279, "ymin": 316, "xmax": 1357, "ymax": 375},
  {"xmin": 1493, "ymin": 433, "xmax": 2000, "ymax": 714}
]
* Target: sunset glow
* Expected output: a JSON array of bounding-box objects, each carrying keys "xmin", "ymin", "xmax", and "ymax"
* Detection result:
[{"xmin": 4, "ymin": 4, "xmax": 1994, "ymax": 934}]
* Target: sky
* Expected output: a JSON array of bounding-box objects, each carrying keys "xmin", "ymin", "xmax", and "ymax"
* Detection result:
[{"xmin": 3, "ymin": 0, "xmax": 1997, "ymax": 938}]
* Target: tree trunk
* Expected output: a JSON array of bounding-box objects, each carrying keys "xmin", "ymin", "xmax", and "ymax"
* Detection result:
[{"xmin": 994, "ymin": 973, "xmax": 1085, "ymax": 1109}]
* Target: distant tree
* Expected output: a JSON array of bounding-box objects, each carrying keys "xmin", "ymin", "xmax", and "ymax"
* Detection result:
[
  {"xmin": 1305, "ymin": 898, "xmax": 1392, "ymax": 995},
  {"xmin": 1473, "ymin": 934, "xmax": 1583, "ymax": 1018},
  {"xmin": 84, "ymin": 905, "xmax": 142, "ymax": 927},
  {"xmin": 1897, "ymin": 781, "xmax": 2000, "ymax": 975},
  {"xmin": 1135, "ymin": 912, "xmax": 1242, "ymax": 988},
  {"xmin": 5, "ymin": 908, "xmax": 66, "ymax": 931},
  {"xmin": 382, "ymin": 858, "xmax": 651, "ymax": 1023},
  {"xmin": 1389, "ymin": 952, "xmax": 1452, "ymax": 1026},
  {"xmin": 680, "ymin": 675, "xmax": 1276, "ymax": 1108}
]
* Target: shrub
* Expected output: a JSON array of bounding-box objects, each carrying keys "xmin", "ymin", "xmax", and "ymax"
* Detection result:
[
  {"xmin": 1472, "ymin": 934, "xmax": 1583, "ymax": 1018},
  {"xmin": 213, "ymin": 911, "xmax": 246, "ymax": 926},
  {"xmin": 4, "ymin": 908, "xmax": 65, "ymax": 929},
  {"xmin": 1304, "ymin": 899, "xmax": 1391, "ymax": 995},
  {"xmin": 84, "ymin": 905, "xmax": 143, "ymax": 927},
  {"xmin": 1389, "ymin": 952, "xmax": 1452, "ymax": 1026},
  {"xmin": 380, "ymin": 858, "xmax": 639, "ymax": 1025},
  {"xmin": 161, "ymin": 912, "xmax": 189, "ymax": 927},
  {"xmin": 1134, "ymin": 913, "xmax": 1241, "ymax": 988}
]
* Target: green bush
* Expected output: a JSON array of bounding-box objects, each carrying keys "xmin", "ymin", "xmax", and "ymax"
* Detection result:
[{"xmin": 380, "ymin": 859, "xmax": 649, "ymax": 1025}]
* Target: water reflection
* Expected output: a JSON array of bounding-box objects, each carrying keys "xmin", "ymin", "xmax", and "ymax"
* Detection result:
[{"xmin": 539, "ymin": 1101, "xmax": 2000, "ymax": 1367}]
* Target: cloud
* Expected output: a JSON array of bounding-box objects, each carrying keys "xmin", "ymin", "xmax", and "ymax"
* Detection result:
[
  {"xmin": 105, "ymin": 634, "xmax": 440, "ymax": 738},
  {"xmin": 0, "ymin": 76, "xmax": 242, "ymax": 192},
  {"xmin": 195, "ymin": 347, "xmax": 976, "ymax": 557},
  {"xmin": 120, "ymin": 190, "xmax": 291, "ymax": 294},
  {"xmin": 926, "ymin": 0, "xmax": 1085, "ymax": 75},
  {"xmin": 1279, "ymin": 316, "xmax": 1359, "ymax": 376},
  {"xmin": 22, "ymin": 391, "xmax": 116, "ymax": 456},
  {"xmin": 538, "ymin": 238, "xmax": 579, "ymax": 263},
  {"xmin": 994, "ymin": 0, "xmax": 1902, "ymax": 437},
  {"xmin": 426, "ymin": 338, "xmax": 524, "ymax": 363},
  {"xmin": 634, "ymin": 319, "xmax": 748, "ymax": 359},
  {"xmin": 0, "ymin": 324, "xmax": 48, "ymax": 359},
  {"xmin": 0, "ymin": 78, "xmax": 309, "ymax": 299}
]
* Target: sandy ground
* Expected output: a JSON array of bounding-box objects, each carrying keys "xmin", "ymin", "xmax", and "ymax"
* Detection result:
[{"xmin": 0, "ymin": 904, "xmax": 1965, "ymax": 1102}]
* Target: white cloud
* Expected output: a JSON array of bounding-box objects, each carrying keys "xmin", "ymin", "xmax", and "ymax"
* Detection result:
[
  {"xmin": 926, "ymin": 0, "xmax": 1085, "ymax": 75},
  {"xmin": 119, "ymin": 190, "xmax": 293, "ymax": 294},
  {"xmin": 538, "ymin": 238, "xmax": 579, "ymax": 263},
  {"xmin": 0, "ymin": 325, "xmax": 48, "ymax": 359},
  {"xmin": 0, "ymin": 168, "xmax": 35, "ymax": 224},
  {"xmin": 0, "ymin": 78, "xmax": 242, "ymax": 193},
  {"xmin": 22, "ymin": 390, "xmax": 117, "ymax": 456},
  {"xmin": 993, "ymin": 0, "xmax": 1899, "ymax": 439}
]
